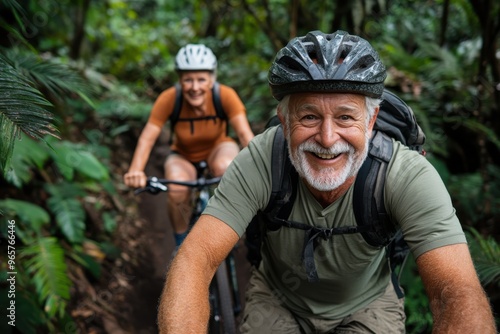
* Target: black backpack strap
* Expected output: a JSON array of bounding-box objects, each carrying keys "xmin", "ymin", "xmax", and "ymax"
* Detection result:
[
  {"xmin": 245, "ymin": 125, "xmax": 292, "ymax": 266},
  {"xmin": 263, "ymin": 125, "xmax": 297, "ymax": 221},
  {"xmin": 212, "ymin": 82, "xmax": 226, "ymax": 119},
  {"xmin": 211, "ymin": 81, "xmax": 229, "ymax": 136},
  {"xmin": 353, "ymin": 131, "xmax": 395, "ymax": 247},
  {"xmin": 353, "ymin": 131, "xmax": 407, "ymax": 298},
  {"xmin": 245, "ymin": 125, "xmax": 296, "ymax": 265},
  {"xmin": 387, "ymin": 229, "xmax": 408, "ymax": 298},
  {"xmin": 169, "ymin": 83, "xmax": 183, "ymax": 145}
]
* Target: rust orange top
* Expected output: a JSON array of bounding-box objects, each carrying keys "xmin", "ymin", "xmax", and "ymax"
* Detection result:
[{"xmin": 147, "ymin": 84, "xmax": 246, "ymax": 162}]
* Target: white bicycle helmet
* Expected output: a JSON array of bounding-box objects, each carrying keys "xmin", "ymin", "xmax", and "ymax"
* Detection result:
[
  {"xmin": 175, "ymin": 44, "xmax": 217, "ymax": 71},
  {"xmin": 269, "ymin": 30, "xmax": 386, "ymax": 100}
]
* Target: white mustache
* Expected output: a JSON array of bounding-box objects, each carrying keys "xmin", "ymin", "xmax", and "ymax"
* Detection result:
[{"xmin": 299, "ymin": 141, "xmax": 353, "ymax": 156}]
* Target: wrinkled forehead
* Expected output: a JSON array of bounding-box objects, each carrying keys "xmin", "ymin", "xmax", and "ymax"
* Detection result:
[{"xmin": 287, "ymin": 92, "xmax": 366, "ymax": 110}]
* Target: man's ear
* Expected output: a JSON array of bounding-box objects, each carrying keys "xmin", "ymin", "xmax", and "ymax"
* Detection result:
[
  {"xmin": 368, "ymin": 106, "xmax": 380, "ymax": 131},
  {"xmin": 277, "ymin": 107, "xmax": 285, "ymax": 125},
  {"xmin": 276, "ymin": 106, "xmax": 288, "ymax": 134}
]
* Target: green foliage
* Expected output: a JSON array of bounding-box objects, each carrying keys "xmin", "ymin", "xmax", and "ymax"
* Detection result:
[
  {"xmin": 48, "ymin": 139, "xmax": 110, "ymax": 181},
  {"xmin": 447, "ymin": 165, "xmax": 500, "ymax": 225},
  {"xmin": 20, "ymin": 237, "xmax": 72, "ymax": 319},
  {"xmin": 0, "ymin": 199, "xmax": 50, "ymax": 237},
  {"xmin": 0, "ymin": 288, "xmax": 47, "ymax": 334},
  {"xmin": 102, "ymin": 211, "xmax": 117, "ymax": 233},
  {"xmin": 48, "ymin": 197, "xmax": 86, "ymax": 243},
  {"xmin": 0, "ymin": 55, "xmax": 57, "ymax": 175},
  {"xmin": 0, "ymin": 140, "xmax": 117, "ymax": 332},
  {"xmin": 2, "ymin": 48, "xmax": 95, "ymax": 106},
  {"xmin": 0, "ymin": 44, "xmax": 97, "ymax": 177},
  {"xmin": 94, "ymin": 85, "xmax": 153, "ymax": 124},
  {"xmin": 1, "ymin": 0, "xmax": 499, "ymax": 331},
  {"xmin": 0, "ymin": 6, "xmax": 117, "ymax": 326},
  {"xmin": 400, "ymin": 257, "xmax": 433, "ymax": 333},
  {"xmin": 3, "ymin": 133, "xmax": 50, "ymax": 187},
  {"xmin": 467, "ymin": 228, "xmax": 500, "ymax": 287}
]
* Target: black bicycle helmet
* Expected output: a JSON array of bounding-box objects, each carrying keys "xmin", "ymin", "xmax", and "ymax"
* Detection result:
[
  {"xmin": 269, "ymin": 30, "xmax": 386, "ymax": 100},
  {"xmin": 175, "ymin": 44, "xmax": 217, "ymax": 71}
]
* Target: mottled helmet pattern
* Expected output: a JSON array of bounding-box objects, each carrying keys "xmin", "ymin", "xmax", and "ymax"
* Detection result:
[{"xmin": 269, "ymin": 30, "xmax": 386, "ymax": 100}]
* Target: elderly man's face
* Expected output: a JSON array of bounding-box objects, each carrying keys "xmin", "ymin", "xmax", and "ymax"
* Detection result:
[{"xmin": 282, "ymin": 93, "xmax": 376, "ymax": 192}]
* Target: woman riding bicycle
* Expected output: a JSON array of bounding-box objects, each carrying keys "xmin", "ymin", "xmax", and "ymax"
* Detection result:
[{"xmin": 124, "ymin": 44, "xmax": 254, "ymax": 247}]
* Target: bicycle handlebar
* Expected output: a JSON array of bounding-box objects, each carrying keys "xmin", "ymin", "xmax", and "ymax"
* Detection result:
[{"xmin": 134, "ymin": 176, "xmax": 222, "ymax": 195}]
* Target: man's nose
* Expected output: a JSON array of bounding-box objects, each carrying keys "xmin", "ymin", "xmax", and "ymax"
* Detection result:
[{"xmin": 315, "ymin": 121, "xmax": 340, "ymax": 148}]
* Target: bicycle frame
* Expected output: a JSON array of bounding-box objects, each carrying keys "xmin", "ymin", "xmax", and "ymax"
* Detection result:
[{"xmin": 134, "ymin": 171, "xmax": 241, "ymax": 333}]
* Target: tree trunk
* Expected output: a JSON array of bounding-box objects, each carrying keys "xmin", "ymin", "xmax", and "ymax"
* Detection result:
[{"xmin": 69, "ymin": 0, "xmax": 91, "ymax": 60}]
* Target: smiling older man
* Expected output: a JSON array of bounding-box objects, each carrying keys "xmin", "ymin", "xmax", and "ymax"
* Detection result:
[{"xmin": 157, "ymin": 30, "xmax": 496, "ymax": 334}]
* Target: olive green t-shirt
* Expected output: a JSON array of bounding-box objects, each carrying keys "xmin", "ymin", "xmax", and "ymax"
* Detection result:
[{"xmin": 203, "ymin": 126, "xmax": 466, "ymax": 319}]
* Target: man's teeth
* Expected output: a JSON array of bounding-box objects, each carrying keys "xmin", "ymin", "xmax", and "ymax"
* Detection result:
[{"xmin": 316, "ymin": 153, "xmax": 339, "ymax": 159}]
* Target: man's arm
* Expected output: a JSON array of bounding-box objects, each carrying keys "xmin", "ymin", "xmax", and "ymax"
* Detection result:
[
  {"xmin": 157, "ymin": 214, "xmax": 240, "ymax": 333},
  {"xmin": 416, "ymin": 243, "xmax": 496, "ymax": 333}
]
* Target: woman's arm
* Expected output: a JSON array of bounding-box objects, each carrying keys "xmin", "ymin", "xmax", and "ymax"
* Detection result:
[
  {"xmin": 123, "ymin": 122, "xmax": 162, "ymax": 187},
  {"xmin": 229, "ymin": 114, "xmax": 254, "ymax": 148},
  {"xmin": 157, "ymin": 214, "xmax": 240, "ymax": 333},
  {"xmin": 416, "ymin": 243, "xmax": 496, "ymax": 333}
]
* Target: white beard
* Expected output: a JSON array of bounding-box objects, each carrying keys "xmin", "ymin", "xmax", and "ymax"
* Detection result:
[{"xmin": 287, "ymin": 133, "xmax": 370, "ymax": 191}]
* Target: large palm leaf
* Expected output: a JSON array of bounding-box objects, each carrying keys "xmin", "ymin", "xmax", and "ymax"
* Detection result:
[{"xmin": 0, "ymin": 55, "xmax": 58, "ymax": 175}]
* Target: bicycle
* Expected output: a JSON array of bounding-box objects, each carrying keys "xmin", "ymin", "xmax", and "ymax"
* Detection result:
[{"xmin": 134, "ymin": 162, "xmax": 242, "ymax": 334}]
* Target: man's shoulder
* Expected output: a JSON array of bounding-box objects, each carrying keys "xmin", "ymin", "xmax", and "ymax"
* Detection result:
[
  {"xmin": 386, "ymin": 140, "xmax": 446, "ymax": 196},
  {"xmin": 247, "ymin": 125, "xmax": 280, "ymax": 153},
  {"xmin": 390, "ymin": 140, "xmax": 428, "ymax": 169}
]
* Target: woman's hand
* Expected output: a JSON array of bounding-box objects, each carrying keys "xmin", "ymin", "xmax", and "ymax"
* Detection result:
[{"xmin": 124, "ymin": 170, "xmax": 147, "ymax": 188}]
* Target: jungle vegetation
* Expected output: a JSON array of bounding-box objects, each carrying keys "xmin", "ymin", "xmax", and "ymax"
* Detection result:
[{"xmin": 0, "ymin": 0, "xmax": 499, "ymax": 333}]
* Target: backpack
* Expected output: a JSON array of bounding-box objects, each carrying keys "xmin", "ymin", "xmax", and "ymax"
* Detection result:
[
  {"xmin": 168, "ymin": 81, "xmax": 228, "ymax": 144},
  {"xmin": 245, "ymin": 89, "xmax": 426, "ymax": 295}
]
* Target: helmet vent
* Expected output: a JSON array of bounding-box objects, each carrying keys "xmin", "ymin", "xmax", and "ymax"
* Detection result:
[
  {"xmin": 279, "ymin": 56, "xmax": 304, "ymax": 73},
  {"xmin": 308, "ymin": 51, "xmax": 319, "ymax": 64}
]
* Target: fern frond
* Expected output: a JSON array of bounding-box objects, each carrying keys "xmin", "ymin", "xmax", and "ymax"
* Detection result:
[
  {"xmin": 45, "ymin": 181, "xmax": 87, "ymax": 199},
  {"xmin": 47, "ymin": 196, "xmax": 86, "ymax": 243},
  {"xmin": 0, "ymin": 55, "xmax": 58, "ymax": 174},
  {"xmin": 48, "ymin": 140, "xmax": 110, "ymax": 181},
  {"xmin": 467, "ymin": 228, "xmax": 500, "ymax": 286},
  {"xmin": 20, "ymin": 237, "xmax": 71, "ymax": 319},
  {"xmin": 2, "ymin": 48, "xmax": 94, "ymax": 107},
  {"xmin": 3, "ymin": 133, "xmax": 50, "ymax": 187},
  {"xmin": 0, "ymin": 199, "xmax": 50, "ymax": 237}
]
